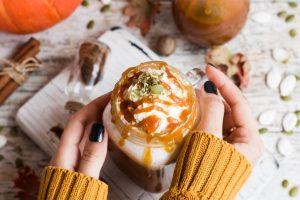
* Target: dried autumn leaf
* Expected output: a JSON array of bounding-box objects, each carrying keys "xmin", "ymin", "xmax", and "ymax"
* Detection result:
[
  {"xmin": 14, "ymin": 165, "xmax": 40, "ymax": 200},
  {"xmin": 205, "ymin": 47, "xmax": 250, "ymax": 90},
  {"xmin": 123, "ymin": 0, "xmax": 160, "ymax": 36}
]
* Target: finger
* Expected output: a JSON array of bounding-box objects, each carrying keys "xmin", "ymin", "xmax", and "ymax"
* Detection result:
[
  {"xmin": 196, "ymin": 81, "xmax": 224, "ymax": 138},
  {"xmin": 51, "ymin": 92, "xmax": 111, "ymax": 169},
  {"xmin": 78, "ymin": 122, "xmax": 107, "ymax": 178},
  {"xmin": 205, "ymin": 65, "xmax": 256, "ymax": 132},
  {"xmin": 222, "ymin": 101, "xmax": 235, "ymax": 137}
]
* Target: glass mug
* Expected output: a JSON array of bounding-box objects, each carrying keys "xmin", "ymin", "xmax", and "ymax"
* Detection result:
[{"xmin": 103, "ymin": 61, "xmax": 205, "ymax": 192}]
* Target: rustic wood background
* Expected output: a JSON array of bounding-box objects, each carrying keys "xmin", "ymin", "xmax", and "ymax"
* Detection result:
[{"xmin": 0, "ymin": 0, "xmax": 300, "ymax": 199}]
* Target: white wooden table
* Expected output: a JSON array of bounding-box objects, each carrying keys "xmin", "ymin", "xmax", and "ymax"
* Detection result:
[{"xmin": 0, "ymin": 0, "xmax": 300, "ymax": 199}]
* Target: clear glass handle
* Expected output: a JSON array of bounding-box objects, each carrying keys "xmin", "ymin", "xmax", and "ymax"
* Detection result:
[{"xmin": 184, "ymin": 67, "xmax": 207, "ymax": 88}]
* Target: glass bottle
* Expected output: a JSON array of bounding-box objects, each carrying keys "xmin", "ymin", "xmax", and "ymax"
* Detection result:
[{"xmin": 64, "ymin": 40, "xmax": 110, "ymax": 113}]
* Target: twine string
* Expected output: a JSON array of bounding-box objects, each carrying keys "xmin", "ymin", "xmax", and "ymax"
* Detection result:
[{"xmin": 0, "ymin": 57, "xmax": 42, "ymax": 85}]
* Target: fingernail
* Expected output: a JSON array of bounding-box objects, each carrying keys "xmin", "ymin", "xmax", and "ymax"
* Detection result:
[
  {"xmin": 207, "ymin": 63, "xmax": 217, "ymax": 68},
  {"xmin": 89, "ymin": 122, "xmax": 104, "ymax": 142},
  {"xmin": 204, "ymin": 81, "xmax": 218, "ymax": 95}
]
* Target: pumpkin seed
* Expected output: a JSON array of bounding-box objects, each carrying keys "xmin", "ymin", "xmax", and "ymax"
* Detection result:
[
  {"xmin": 15, "ymin": 158, "xmax": 24, "ymax": 169},
  {"xmin": 282, "ymin": 179, "xmax": 289, "ymax": 188},
  {"xmin": 258, "ymin": 110, "xmax": 276, "ymax": 125},
  {"xmin": 259, "ymin": 128, "xmax": 268, "ymax": 134},
  {"xmin": 295, "ymin": 110, "xmax": 300, "ymax": 118},
  {"xmin": 282, "ymin": 59, "xmax": 289, "ymax": 64},
  {"xmin": 87, "ymin": 20, "xmax": 95, "ymax": 29},
  {"xmin": 0, "ymin": 135, "xmax": 7, "ymax": 149},
  {"xmin": 252, "ymin": 12, "xmax": 272, "ymax": 24},
  {"xmin": 100, "ymin": 4, "xmax": 110, "ymax": 13},
  {"xmin": 286, "ymin": 14, "xmax": 295, "ymax": 23},
  {"xmin": 102, "ymin": 0, "xmax": 111, "ymax": 4},
  {"xmin": 296, "ymin": 75, "xmax": 300, "ymax": 81},
  {"xmin": 283, "ymin": 112, "xmax": 298, "ymax": 132},
  {"xmin": 288, "ymin": 2, "xmax": 298, "ymax": 8},
  {"xmin": 283, "ymin": 130, "xmax": 294, "ymax": 135},
  {"xmin": 280, "ymin": 75, "xmax": 296, "ymax": 97},
  {"xmin": 278, "ymin": 11, "xmax": 287, "ymax": 18},
  {"xmin": 289, "ymin": 29, "xmax": 297, "ymax": 38},
  {"xmin": 281, "ymin": 96, "xmax": 292, "ymax": 101},
  {"xmin": 0, "ymin": 154, "xmax": 4, "ymax": 161},
  {"xmin": 297, "ymin": 120, "xmax": 300, "ymax": 128},
  {"xmin": 277, "ymin": 138, "xmax": 294, "ymax": 156},
  {"xmin": 289, "ymin": 186, "xmax": 299, "ymax": 197},
  {"xmin": 272, "ymin": 48, "xmax": 289, "ymax": 63},
  {"xmin": 266, "ymin": 68, "xmax": 282, "ymax": 89},
  {"xmin": 81, "ymin": 0, "xmax": 89, "ymax": 7}
]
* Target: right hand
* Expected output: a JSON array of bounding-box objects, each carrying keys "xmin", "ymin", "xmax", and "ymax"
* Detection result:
[{"xmin": 196, "ymin": 64, "xmax": 263, "ymax": 166}]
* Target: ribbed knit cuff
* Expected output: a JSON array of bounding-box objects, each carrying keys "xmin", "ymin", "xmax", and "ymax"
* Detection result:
[
  {"xmin": 38, "ymin": 166, "xmax": 108, "ymax": 200},
  {"xmin": 161, "ymin": 131, "xmax": 252, "ymax": 200}
]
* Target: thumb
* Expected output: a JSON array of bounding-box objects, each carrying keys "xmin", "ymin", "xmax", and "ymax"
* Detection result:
[
  {"xmin": 78, "ymin": 122, "xmax": 108, "ymax": 178},
  {"xmin": 196, "ymin": 81, "xmax": 225, "ymax": 138}
]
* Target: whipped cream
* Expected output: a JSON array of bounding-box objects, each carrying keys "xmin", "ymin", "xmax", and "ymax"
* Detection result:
[{"xmin": 122, "ymin": 67, "xmax": 189, "ymax": 134}]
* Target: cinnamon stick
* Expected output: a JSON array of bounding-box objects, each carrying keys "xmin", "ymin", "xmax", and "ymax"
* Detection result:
[
  {"xmin": 0, "ymin": 38, "xmax": 40, "ymax": 90},
  {"xmin": 0, "ymin": 38, "xmax": 40, "ymax": 105}
]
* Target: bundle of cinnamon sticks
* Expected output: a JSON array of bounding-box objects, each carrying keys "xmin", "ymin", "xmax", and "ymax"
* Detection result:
[{"xmin": 0, "ymin": 37, "xmax": 40, "ymax": 105}]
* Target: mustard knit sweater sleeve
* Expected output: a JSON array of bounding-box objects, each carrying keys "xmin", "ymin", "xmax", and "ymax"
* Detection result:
[
  {"xmin": 38, "ymin": 131, "xmax": 251, "ymax": 200},
  {"xmin": 160, "ymin": 131, "xmax": 252, "ymax": 200},
  {"xmin": 38, "ymin": 166, "xmax": 108, "ymax": 200}
]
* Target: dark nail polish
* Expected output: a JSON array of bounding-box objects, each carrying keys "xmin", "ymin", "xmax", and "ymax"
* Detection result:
[
  {"xmin": 204, "ymin": 81, "xmax": 218, "ymax": 95},
  {"xmin": 207, "ymin": 63, "xmax": 217, "ymax": 68},
  {"xmin": 89, "ymin": 123, "xmax": 104, "ymax": 142}
]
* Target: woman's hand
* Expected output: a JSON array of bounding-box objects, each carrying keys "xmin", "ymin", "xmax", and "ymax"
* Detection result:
[
  {"xmin": 51, "ymin": 92, "xmax": 111, "ymax": 178},
  {"xmin": 197, "ymin": 65, "xmax": 263, "ymax": 166}
]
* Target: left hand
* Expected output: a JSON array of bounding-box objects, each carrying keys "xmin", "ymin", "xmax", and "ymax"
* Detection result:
[{"xmin": 51, "ymin": 92, "xmax": 111, "ymax": 178}]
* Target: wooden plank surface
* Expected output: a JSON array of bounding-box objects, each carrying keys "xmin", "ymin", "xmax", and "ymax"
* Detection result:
[{"xmin": 0, "ymin": 0, "xmax": 300, "ymax": 199}]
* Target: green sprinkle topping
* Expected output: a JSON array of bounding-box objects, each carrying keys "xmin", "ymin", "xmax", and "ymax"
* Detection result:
[
  {"xmin": 130, "ymin": 71, "xmax": 166, "ymax": 98},
  {"xmin": 0, "ymin": 154, "xmax": 4, "ymax": 161},
  {"xmin": 81, "ymin": 0, "xmax": 89, "ymax": 7},
  {"xmin": 281, "ymin": 96, "xmax": 292, "ymax": 101},
  {"xmin": 289, "ymin": 186, "xmax": 299, "ymax": 197},
  {"xmin": 288, "ymin": 2, "xmax": 298, "ymax": 8},
  {"xmin": 286, "ymin": 14, "xmax": 295, "ymax": 23},
  {"xmin": 282, "ymin": 179, "xmax": 289, "ymax": 188},
  {"xmin": 100, "ymin": 4, "xmax": 110, "ymax": 13},
  {"xmin": 278, "ymin": 11, "xmax": 287, "ymax": 18},
  {"xmin": 259, "ymin": 128, "xmax": 268, "ymax": 134},
  {"xmin": 151, "ymin": 85, "xmax": 163, "ymax": 94},
  {"xmin": 289, "ymin": 29, "xmax": 297, "ymax": 38},
  {"xmin": 87, "ymin": 20, "xmax": 95, "ymax": 29}
]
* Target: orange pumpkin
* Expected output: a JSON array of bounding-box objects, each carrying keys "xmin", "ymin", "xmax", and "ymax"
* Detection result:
[
  {"xmin": 0, "ymin": 0, "xmax": 82, "ymax": 34},
  {"xmin": 173, "ymin": 0, "xmax": 250, "ymax": 47}
]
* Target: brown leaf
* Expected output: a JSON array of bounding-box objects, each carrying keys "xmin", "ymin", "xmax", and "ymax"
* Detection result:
[
  {"xmin": 205, "ymin": 47, "xmax": 251, "ymax": 90},
  {"xmin": 123, "ymin": 0, "xmax": 160, "ymax": 36},
  {"xmin": 14, "ymin": 165, "xmax": 40, "ymax": 200}
]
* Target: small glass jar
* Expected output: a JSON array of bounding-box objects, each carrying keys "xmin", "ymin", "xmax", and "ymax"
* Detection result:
[
  {"xmin": 103, "ymin": 61, "xmax": 201, "ymax": 192},
  {"xmin": 65, "ymin": 40, "xmax": 109, "ymax": 112}
]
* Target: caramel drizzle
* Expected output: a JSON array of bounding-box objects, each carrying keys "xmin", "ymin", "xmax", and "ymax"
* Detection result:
[{"xmin": 112, "ymin": 62, "xmax": 199, "ymax": 166}]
